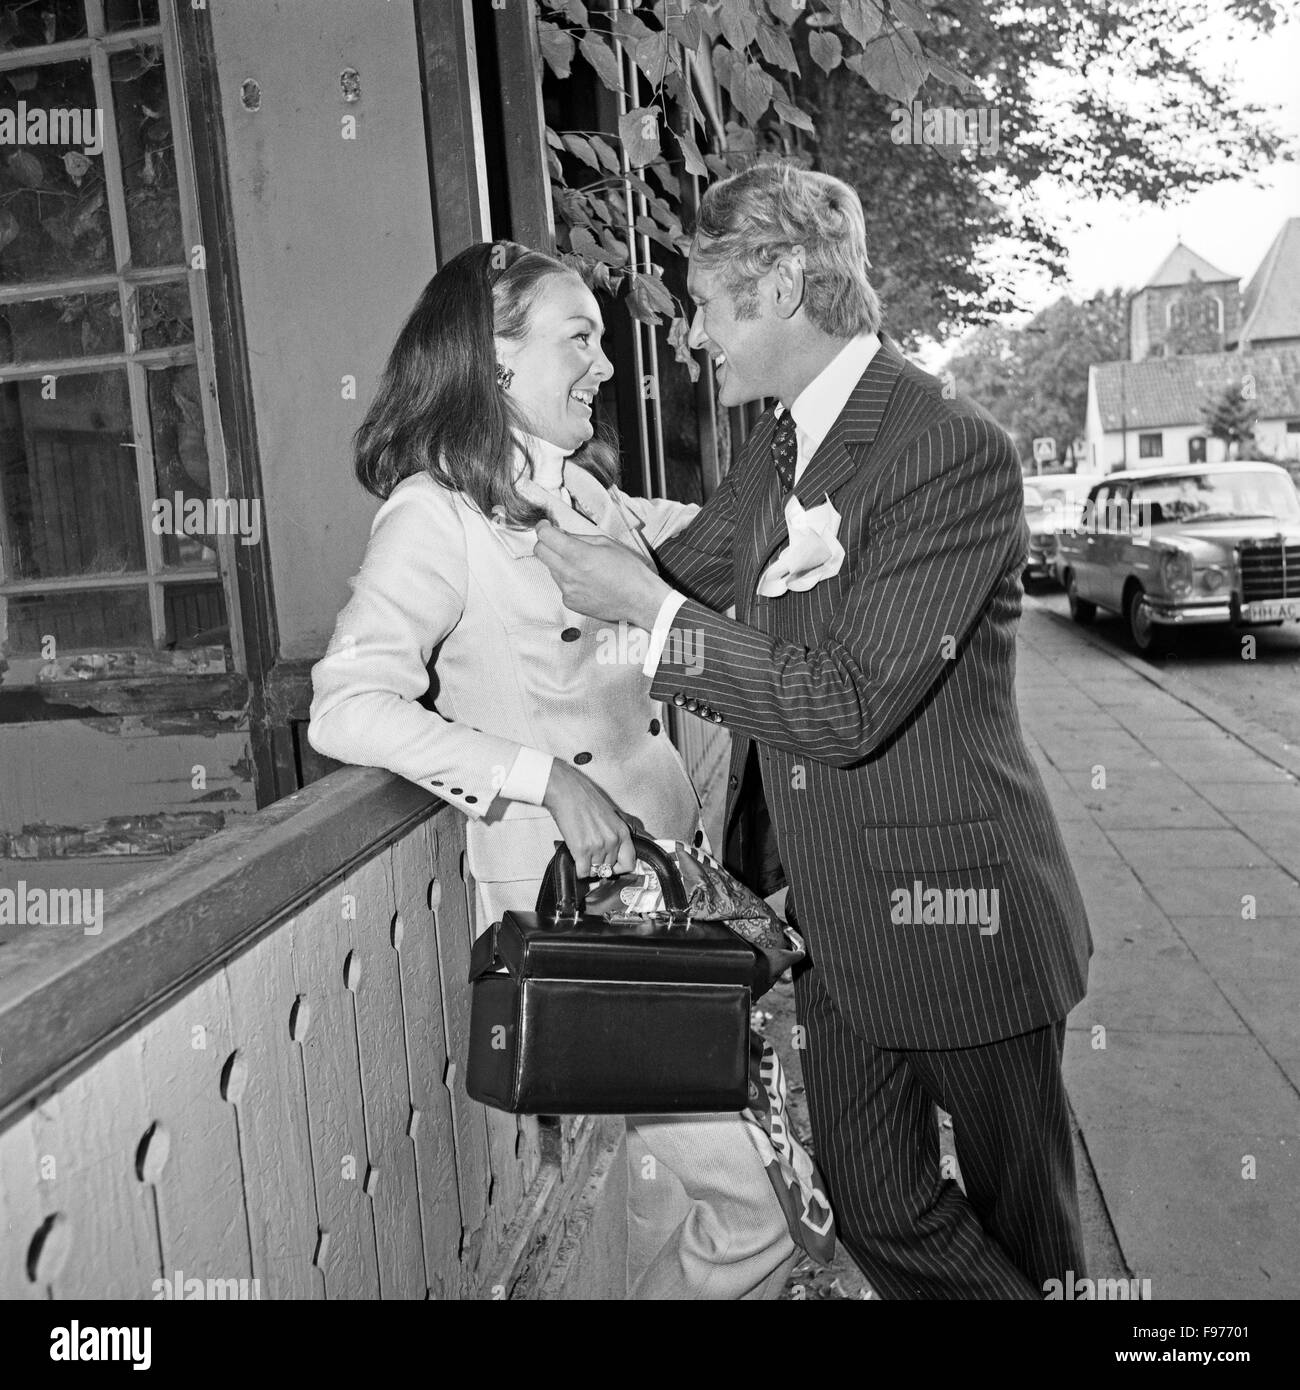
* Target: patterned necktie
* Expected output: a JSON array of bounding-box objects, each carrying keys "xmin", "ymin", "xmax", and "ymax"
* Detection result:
[{"xmin": 771, "ymin": 410, "xmax": 797, "ymax": 493}]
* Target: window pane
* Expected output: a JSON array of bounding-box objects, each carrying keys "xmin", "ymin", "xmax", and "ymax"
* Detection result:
[
  {"xmin": 105, "ymin": 0, "xmax": 162, "ymax": 30},
  {"xmin": 0, "ymin": 291, "xmax": 123, "ymax": 365},
  {"xmin": 0, "ymin": 60, "xmax": 111, "ymax": 284},
  {"xmin": 164, "ymin": 580, "xmax": 227, "ymax": 648},
  {"xmin": 0, "ymin": 1, "xmax": 87, "ymax": 49},
  {"xmin": 0, "ymin": 372, "xmax": 143, "ymax": 581},
  {"xmin": 147, "ymin": 364, "xmax": 214, "ymax": 567},
  {"xmin": 109, "ymin": 45, "xmax": 184, "ymax": 267},
  {"xmin": 137, "ymin": 280, "xmax": 193, "ymax": 349},
  {"xmin": 3, "ymin": 586, "xmax": 151, "ymax": 655}
]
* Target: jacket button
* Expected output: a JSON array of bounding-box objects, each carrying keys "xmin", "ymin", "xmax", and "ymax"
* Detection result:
[
  {"xmin": 673, "ymin": 693, "xmax": 687, "ymax": 706},
  {"xmin": 693, "ymin": 829, "xmax": 704, "ymax": 847},
  {"xmin": 710, "ymin": 711, "xmax": 723, "ymax": 724},
  {"xmin": 464, "ymin": 795, "xmax": 477, "ymax": 804},
  {"xmin": 648, "ymin": 718, "xmax": 661, "ymax": 735},
  {"xmin": 450, "ymin": 787, "xmax": 463, "ymax": 795},
  {"xmin": 561, "ymin": 627, "xmax": 581, "ymax": 642},
  {"xmin": 431, "ymin": 780, "xmax": 443, "ymax": 787},
  {"xmin": 685, "ymin": 698, "xmax": 699, "ymax": 712},
  {"xmin": 573, "ymin": 752, "xmax": 592, "ymax": 765}
]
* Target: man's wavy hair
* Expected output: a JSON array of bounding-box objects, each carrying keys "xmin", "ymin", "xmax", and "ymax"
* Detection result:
[
  {"xmin": 692, "ymin": 161, "xmax": 881, "ymax": 338},
  {"xmin": 353, "ymin": 241, "xmax": 617, "ymax": 526}
]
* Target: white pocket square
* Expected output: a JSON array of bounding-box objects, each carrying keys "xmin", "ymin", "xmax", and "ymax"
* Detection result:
[{"xmin": 756, "ymin": 493, "xmax": 845, "ymax": 598}]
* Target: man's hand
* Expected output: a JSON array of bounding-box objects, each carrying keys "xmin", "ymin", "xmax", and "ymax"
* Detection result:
[{"xmin": 534, "ymin": 521, "xmax": 672, "ymax": 628}]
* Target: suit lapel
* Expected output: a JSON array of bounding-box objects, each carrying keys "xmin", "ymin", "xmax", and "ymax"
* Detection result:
[
  {"xmin": 749, "ymin": 337, "xmax": 907, "ymax": 581},
  {"xmin": 487, "ymin": 462, "xmax": 644, "ymax": 560}
]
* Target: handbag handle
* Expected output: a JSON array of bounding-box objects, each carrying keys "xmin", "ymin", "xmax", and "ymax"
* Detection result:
[{"xmin": 536, "ymin": 833, "xmax": 690, "ymax": 928}]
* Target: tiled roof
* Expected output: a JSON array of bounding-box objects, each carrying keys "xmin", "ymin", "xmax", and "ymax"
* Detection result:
[
  {"xmin": 1142, "ymin": 241, "xmax": 1236, "ymax": 289},
  {"xmin": 1235, "ymin": 217, "xmax": 1300, "ymax": 347},
  {"xmin": 1091, "ymin": 347, "xmax": 1300, "ymax": 431}
]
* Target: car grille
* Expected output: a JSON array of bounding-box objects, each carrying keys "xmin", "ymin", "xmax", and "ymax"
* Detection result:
[{"xmin": 1238, "ymin": 539, "xmax": 1300, "ymax": 601}]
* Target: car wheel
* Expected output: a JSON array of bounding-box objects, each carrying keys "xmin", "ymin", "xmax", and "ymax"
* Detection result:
[
  {"xmin": 1066, "ymin": 572, "xmax": 1096, "ymax": 625},
  {"xmin": 1126, "ymin": 583, "xmax": 1173, "ymax": 656}
]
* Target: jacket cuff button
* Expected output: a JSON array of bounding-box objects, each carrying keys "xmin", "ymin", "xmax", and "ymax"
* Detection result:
[{"xmin": 673, "ymin": 693, "xmax": 686, "ymax": 706}]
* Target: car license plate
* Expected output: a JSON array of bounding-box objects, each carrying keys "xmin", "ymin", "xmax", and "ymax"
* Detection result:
[{"xmin": 1245, "ymin": 598, "xmax": 1300, "ymax": 622}]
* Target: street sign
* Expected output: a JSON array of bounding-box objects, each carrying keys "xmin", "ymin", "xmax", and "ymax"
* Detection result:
[{"xmin": 1033, "ymin": 437, "xmax": 1057, "ymax": 464}]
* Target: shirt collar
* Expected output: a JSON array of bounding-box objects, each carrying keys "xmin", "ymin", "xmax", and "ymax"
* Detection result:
[{"xmin": 779, "ymin": 331, "xmax": 881, "ymax": 462}]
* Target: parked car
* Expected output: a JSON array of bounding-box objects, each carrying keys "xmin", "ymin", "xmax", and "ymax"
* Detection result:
[
  {"xmin": 1021, "ymin": 475, "xmax": 1093, "ymax": 588},
  {"xmin": 1054, "ymin": 462, "xmax": 1300, "ymax": 655}
]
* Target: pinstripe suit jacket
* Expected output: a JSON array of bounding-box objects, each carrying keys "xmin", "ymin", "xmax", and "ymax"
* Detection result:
[{"xmin": 651, "ymin": 338, "xmax": 1091, "ymax": 1049}]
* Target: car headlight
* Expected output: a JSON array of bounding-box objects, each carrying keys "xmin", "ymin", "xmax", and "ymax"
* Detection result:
[
  {"xmin": 1199, "ymin": 565, "xmax": 1225, "ymax": 593},
  {"xmin": 1159, "ymin": 547, "xmax": 1194, "ymax": 596}
]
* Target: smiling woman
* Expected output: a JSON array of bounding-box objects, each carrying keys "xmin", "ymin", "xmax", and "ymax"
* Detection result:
[{"xmin": 307, "ymin": 237, "xmax": 799, "ymax": 1300}]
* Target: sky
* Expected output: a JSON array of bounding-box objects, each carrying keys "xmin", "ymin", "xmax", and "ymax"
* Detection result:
[{"xmin": 933, "ymin": 5, "xmax": 1300, "ymax": 357}]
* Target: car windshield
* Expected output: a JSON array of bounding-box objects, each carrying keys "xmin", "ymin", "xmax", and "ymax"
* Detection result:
[{"xmin": 1129, "ymin": 470, "xmax": 1300, "ymax": 525}]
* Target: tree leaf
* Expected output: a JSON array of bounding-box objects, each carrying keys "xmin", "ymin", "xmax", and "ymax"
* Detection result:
[
  {"xmin": 765, "ymin": 0, "xmax": 809, "ymax": 24},
  {"xmin": 718, "ymin": 0, "xmax": 759, "ymax": 52},
  {"xmin": 809, "ymin": 30, "xmax": 843, "ymax": 74},
  {"xmin": 888, "ymin": 0, "xmax": 931, "ymax": 33},
  {"xmin": 546, "ymin": 147, "xmax": 563, "ymax": 179},
  {"xmin": 570, "ymin": 224, "xmax": 627, "ymax": 267},
  {"xmin": 647, "ymin": 157, "xmax": 680, "ymax": 199},
  {"xmin": 561, "ymin": 132, "xmax": 602, "ymax": 171},
  {"xmin": 588, "ymin": 134, "xmax": 623, "ymax": 175},
  {"xmin": 619, "ymin": 106, "xmax": 661, "ymax": 168},
  {"xmin": 579, "ymin": 32, "xmax": 625, "ymax": 93},
  {"xmin": 668, "ymin": 314, "xmax": 700, "ymax": 382},
  {"xmin": 560, "ymin": 0, "xmax": 589, "ymax": 24},
  {"xmin": 731, "ymin": 61, "xmax": 774, "ymax": 124},
  {"xmin": 6, "ymin": 150, "xmax": 44, "ymax": 188},
  {"xmin": 666, "ymin": 9, "xmax": 702, "ymax": 51},
  {"xmin": 626, "ymin": 279, "xmax": 663, "ymax": 325},
  {"xmin": 634, "ymin": 215, "xmax": 679, "ymax": 251},
  {"xmin": 845, "ymin": 29, "xmax": 928, "ymax": 104},
  {"xmin": 544, "ymin": 126, "xmax": 565, "ymax": 150},
  {"xmin": 632, "ymin": 31, "xmax": 679, "ymax": 82},
  {"xmin": 839, "ymin": 0, "xmax": 886, "ymax": 47},
  {"xmin": 638, "ymin": 270, "xmax": 677, "ymax": 317},
  {"xmin": 600, "ymin": 227, "xmax": 631, "ymax": 264},
  {"xmin": 756, "ymin": 23, "xmax": 800, "ymax": 74},
  {"xmin": 537, "ymin": 20, "xmax": 575, "ymax": 78},
  {"xmin": 774, "ymin": 98, "xmax": 816, "ymax": 132},
  {"xmin": 925, "ymin": 53, "xmax": 981, "ymax": 97},
  {"xmin": 675, "ymin": 128, "xmax": 709, "ymax": 177}
]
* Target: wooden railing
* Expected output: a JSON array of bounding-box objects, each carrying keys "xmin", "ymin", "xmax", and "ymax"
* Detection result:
[{"xmin": 0, "ymin": 767, "xmax": 625, "ymax": 1299}]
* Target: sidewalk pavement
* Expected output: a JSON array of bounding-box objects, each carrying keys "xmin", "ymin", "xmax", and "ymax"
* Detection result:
[{"xmin": 1017, "ymin": 603, "xmax": 1300, "ymax": 1300}]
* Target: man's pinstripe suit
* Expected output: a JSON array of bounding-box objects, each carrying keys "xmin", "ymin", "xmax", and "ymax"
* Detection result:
[{"xmin": 650, "ymin": 337, "xmax": 1093, "ymax": 1298}]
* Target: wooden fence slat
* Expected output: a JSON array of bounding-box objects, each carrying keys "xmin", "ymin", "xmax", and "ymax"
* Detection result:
[
  {"xmin": 222, "ymin": 930, "xmax": 322, "ymax": 1298},
  {"xmin": 290, "ymin": 892, "xmax": 381, "ymax": 1299},
  {"xmin": 137, "ymin": 974, "xmax": 252, "ymax": 1284},
  {"xmin": 389, "ymin": 824, "xmax": 462, "ymax": 1300},
  {"xmin": 343, "ymin": 855, "xmax": 425, "ymax": 1299},
  {"xmin": 0, "ymin": 1112, "xmax": 47, "ymax": 1299},
  {"xmin": 431, "ymin": 821, "xmax": 493, "ymax": 1289},
  {"xmin": 34, "ymin": 1034, "xmax": 158, "ymax": 1299}
]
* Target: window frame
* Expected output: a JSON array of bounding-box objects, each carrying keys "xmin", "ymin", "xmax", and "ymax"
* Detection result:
[
  {"xmin": 0, "ymin": 0, "xmax": 243, "ymax": 683},
  {"xmin": 1138, "ymin": 432, "xmax": 1164, "ymax": 460}
]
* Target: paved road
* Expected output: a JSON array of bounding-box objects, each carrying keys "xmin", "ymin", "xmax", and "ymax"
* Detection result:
[{"xmin": 1027, "ymin": 583, "xmax": 1300, "ymax": 751}]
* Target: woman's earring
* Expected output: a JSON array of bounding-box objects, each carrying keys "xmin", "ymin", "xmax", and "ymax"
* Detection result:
[{"xmin": 496, "ymin": 364, "xmax": 514, "ymax": 391}]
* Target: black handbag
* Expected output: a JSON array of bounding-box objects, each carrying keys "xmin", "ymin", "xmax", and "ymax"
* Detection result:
[{"xmin": 465, "ymin": 835, "xmax": 761, "ymax": 1115}]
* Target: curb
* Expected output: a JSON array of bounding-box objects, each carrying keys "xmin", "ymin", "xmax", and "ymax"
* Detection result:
[{"xmin": 1024, "ymin": 595, "xmax": 1300, "ymax": 782}]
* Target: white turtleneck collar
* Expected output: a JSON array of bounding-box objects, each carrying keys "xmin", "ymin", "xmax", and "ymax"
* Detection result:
[{"xmin": 512, "ymin": 429, "xmax": 571, "ymax": 491}]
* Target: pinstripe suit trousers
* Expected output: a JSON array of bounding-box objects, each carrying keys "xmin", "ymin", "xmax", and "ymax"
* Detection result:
[{"xmin": 795, "ymin": 960, "xmax": 1086, "ymax": 1299}]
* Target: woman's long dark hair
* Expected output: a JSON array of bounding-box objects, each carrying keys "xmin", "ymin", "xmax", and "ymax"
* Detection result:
[{"xmin": 354, "ymin": 241, "xmax": 617, "ymax": 526}]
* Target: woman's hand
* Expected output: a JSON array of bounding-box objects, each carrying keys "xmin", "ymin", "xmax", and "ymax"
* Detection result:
[{"xmin": 541, "ymin": 760, "xmax": 638, "ymax": 878}]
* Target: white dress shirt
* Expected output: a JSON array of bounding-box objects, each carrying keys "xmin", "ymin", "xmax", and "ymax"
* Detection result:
[{"xmin": 642, "ymin": 331, "xmax": 880, "ymax": 675}]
